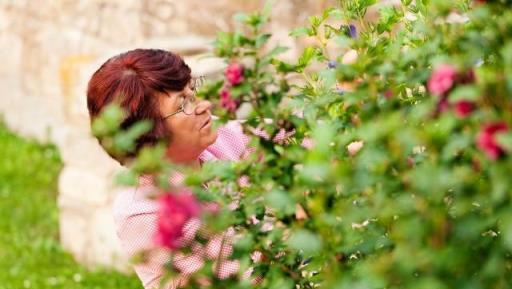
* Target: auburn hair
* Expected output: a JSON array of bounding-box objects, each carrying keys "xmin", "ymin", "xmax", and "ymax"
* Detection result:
[{"xmin": 87, "ymin": 48, "xmax": 191, "ymax": 163}]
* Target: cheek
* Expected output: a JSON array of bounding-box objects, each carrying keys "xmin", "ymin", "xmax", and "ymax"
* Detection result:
[{"xmin": 168, "ymin": 118, "xmax": 202, "ymax": 145}]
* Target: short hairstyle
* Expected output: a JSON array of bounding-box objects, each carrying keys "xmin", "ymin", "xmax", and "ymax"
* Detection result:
[{"xmin": 87, "ymin": 49, "xmax": 192, "ymax": 163}]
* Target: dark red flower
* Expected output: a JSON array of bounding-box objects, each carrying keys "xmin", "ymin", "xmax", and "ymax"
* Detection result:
[
  {"xmin": 225, "ymin": 62, "xmax": 244, "ymax": 86},
  {"xmin": 154, "ymin": 191, "xmax": 201, "ymax": 250},
  {"xmin": 476, "ymin": 122, "xmax": 509, "ymax": 160},
  {"xmin": 458, "ymin": 69, "xmax": 476, "ymax": 84},
  {"xmin": 436, "ymin": 97, "xmax": 450, "ymax": 114},
  {"xmin": 453, "ymin": 100, "xmax": 476, "ymax": 118}
]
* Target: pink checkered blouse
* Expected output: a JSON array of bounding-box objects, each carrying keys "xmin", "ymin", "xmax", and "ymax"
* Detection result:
[{"xmin": 112, "ymin": 121, "xmax": 251, "ymax": 289}]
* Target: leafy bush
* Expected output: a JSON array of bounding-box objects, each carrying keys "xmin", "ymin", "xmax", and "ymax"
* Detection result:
[{"xmin": 94, "ymin": 0, "xmax": 512, "ymax": 288}]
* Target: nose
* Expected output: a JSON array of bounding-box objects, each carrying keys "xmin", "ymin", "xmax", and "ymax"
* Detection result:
[{"xmin": 194, "ymin": 99, "xmax": 212, "ymax": 115}]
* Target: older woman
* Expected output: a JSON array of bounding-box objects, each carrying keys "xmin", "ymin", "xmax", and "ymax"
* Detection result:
[{"xmin": 87, "ymin": 49, "xmax": 249, "ymax": 289}]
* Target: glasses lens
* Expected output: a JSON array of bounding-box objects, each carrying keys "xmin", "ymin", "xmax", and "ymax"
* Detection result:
[
  {"xmin": 190, "ymin": 76, "xmax": 205, "ymax": 91},
  {"xmin": 183, "ymin": 96, "xmax": 196, "ymax": 115}
]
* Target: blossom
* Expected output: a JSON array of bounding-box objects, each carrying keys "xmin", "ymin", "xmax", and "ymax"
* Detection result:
[
  {"xmin": 220, "ymin": 88, "xmax": 238, "ymax": 113},
  {"xmin": 453, "ymin": 100, "xmax": 476, "ymax": 118},
  {"xmin": 225, "ymin": 62, "xmax": 244, "ymax": 86},
  {"xmin": 384, "ymin": 90, "xmax": 393, "ymax": 99},
  {"xmin": 273, "ymin": 128, "xmax": 296, "ymax": 145},
  {"xmin": 237, "ymin": 175, "xmax": 250, "ymax": 188},
  {"xmin": 459, "ymin": 69, "xmax": 476, "ymax": 84},
  {"xmin": 301, "ymin": 137, "xmax": 315, "ymax": 150},
  {"xmin": 427, "ymin": 64, "xmax": 458, "ymax": 96},
  {"xmin": 154, "ymin": 191, "xmax": 201, "ymax": 250},
  {"xmin": 348, "ymin": 24, "xmax": 358, "ymax": 39},
  {"xmin": 476, "ymin": 122, "xmax": 508, "ymax": 160},
  {"xmin": 248, "ymin": 125, "xmax": 271, "ymax": 140},
  {"xmin": 347, "ymin": 140, "xmax": 364, "ymax": 156},
  {"xmin": 327, "ymin": 60, "xmax": 338, "ymax": 69}
]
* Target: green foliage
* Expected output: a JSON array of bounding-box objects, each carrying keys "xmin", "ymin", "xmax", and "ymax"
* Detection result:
[
  {"xmin": 0, "ymin": 122, "xmax": 141, "ymax": 289},
  {"xmin": 106, "ymin": 0, "xmax": 512, "ymax": 288}
]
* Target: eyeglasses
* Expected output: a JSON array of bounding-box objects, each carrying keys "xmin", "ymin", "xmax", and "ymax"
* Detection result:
[{"xmin": 163, "ymin": 76, "xmax": 205, "ymax": 119}]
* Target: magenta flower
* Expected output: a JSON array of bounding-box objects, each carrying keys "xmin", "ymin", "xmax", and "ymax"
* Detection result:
[
  {"xmin": 225, "ymin": 62, "xmax": 244, "ymax": 86},
  {"xmin": 476, "ymin": 122, "xmax": 509, "ymax": 160},
  {"xmin": 428, "ymin": 64, "xmax": 458, "ymax": 96},
  {"xmin": 220, "ymin": 88, "xmax": 238, "ymax": 113},
  {"xmin": 453, "ymin": 100, "xmax": 476, "ymax": 118},
  {"xmin": 154, "ymin": 191, "xmax": 201, "ymax": 250}
]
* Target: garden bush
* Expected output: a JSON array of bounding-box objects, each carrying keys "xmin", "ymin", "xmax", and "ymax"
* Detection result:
[{"xmin": 94, "ymin": 0, "xmax": 512, "ymax": 288}]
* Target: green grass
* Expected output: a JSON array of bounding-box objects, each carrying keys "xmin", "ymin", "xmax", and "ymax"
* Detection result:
[{"xmin": 0, "ymin": 122, "xmax": 142, "ymax": 289}]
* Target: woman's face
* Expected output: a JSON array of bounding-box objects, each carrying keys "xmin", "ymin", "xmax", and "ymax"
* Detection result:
[{"xmin": 158, "ymin": 82, "xmax": 218, "ymax": 164}]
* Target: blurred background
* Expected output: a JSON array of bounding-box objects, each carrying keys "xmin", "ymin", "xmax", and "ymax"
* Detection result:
[{"xmin": 0, "ymin": 1, "xmax": 336, "ymax": 288}]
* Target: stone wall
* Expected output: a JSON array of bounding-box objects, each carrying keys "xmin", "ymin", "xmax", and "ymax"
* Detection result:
[{"xmin": 0, "ymin": 0, "xmax": 335, "ymax": 271}]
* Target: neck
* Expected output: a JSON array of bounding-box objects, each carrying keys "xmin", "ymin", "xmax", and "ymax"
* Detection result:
[{"xmin": 165, "ymin": 148, "xmax": 201, "ymax": 169}]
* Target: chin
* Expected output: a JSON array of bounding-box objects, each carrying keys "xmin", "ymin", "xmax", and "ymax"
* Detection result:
[{"xmin": 207, "ymin": 129, "xmax": 219, "ymax": 146}]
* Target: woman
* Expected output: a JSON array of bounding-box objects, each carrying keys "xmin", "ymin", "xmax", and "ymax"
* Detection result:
[{"xmin": 87, "ymin": 49, "xmax": 249, "ymax": 289}]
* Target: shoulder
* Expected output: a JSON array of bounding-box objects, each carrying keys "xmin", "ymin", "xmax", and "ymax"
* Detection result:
[{"xmin": 111, "ymin": 184, "xmax": 159, "ymax": 232}]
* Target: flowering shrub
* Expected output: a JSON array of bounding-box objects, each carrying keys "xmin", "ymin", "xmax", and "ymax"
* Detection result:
[
  {"xmin": 154, "ymin": 191, "xmax": 201, "ymax": 250},
  {"xmin": 93, "ymin": 0, "xmax": 512, "ymax": 288}
]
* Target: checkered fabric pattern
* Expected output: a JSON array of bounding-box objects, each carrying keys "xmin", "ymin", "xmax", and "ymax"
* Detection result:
[{"xmin": 112, "ymin": 121, "xmax": 250, "ymax": 289}]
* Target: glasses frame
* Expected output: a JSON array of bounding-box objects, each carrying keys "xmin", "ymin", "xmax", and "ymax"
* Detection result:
[{"xmin": 163, "ymin": 76, "xmax": 205, "ymax": 119}]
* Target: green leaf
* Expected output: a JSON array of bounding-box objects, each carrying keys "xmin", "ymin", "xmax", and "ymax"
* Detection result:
[
  {"xmin": 496, "ymin": 133, "xmax": 512, "ymax": 152},
  {"xmin": 233, "ymin": 12, "xmax": 248, "ymax": 23},
  {"xmin": 289, "ymin": 27, "xmax": 310, "ymax": 37},
  {"xmin": 298, "ymin": 47, "xmax": 321, "ymax": 71},
  {"xmin": 448, "ymin": 85, "xmax": 480, "ymax": 102},
  {"xmin": 114, "ymin": 169, "xmax": 138, "ymax": 186},
  {"xmin": 287, "ymin": 229, "xmax": 322, "ymax": 254},
  {"xmin": 265, "ymin": 190, "xmax": 295, "ymax": 216},
  {"xmin": 318, "ymin": 69, "xmax": 337, "ymax": 89},
  {"xmin": 501, "ymin": 213, "xmax": 512, "ymax": 251},
  {"xmin": 91, "ymin": 104, "xmax": 126, "ymax": 138},
  {"xmin": 255, "ymin": 33, "xmax": 271, "ymax": 49},
  {"xmin": 271, "ymin": 59, "xmax": 298, "ymax": 73},
  {"xmin": 261, "ymin": 46, "xmax": 289, "ymax": 66}
]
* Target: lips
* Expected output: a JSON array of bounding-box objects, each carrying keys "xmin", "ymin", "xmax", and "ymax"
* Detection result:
[{"xmin": 200, "ymin": 116, "xmax": 211, "ymax": 129}]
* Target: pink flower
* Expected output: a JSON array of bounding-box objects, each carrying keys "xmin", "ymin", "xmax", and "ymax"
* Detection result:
[
  {"xmin": 154, "ymin": 191, "xmax": 201, "ymax": 250},
  {"xmin": 347, "ymin": 140, "xmax": 364, "ymax": 156},
  {"xmin": 273, "ymin": 128, "xmax": 296, "ymax": 145},
  {"xmin": 428, "ymin": 64, "xmax": 458, "ymax": 96},
  {"xmin": 453, "ymin": 100, "xmax": 476, "ymax": 118},
  {"xmin": 220, "ymin": 88, "xmax": 238, "ymax": 113},
  {"xmin": 301, "ymin": 137, "xmax": 315, "ymax": 150},
  {"xmin": 237, "ymin": 175, "xmax": 250, "ymax": 188},
  {"xmin": 225, "ymin": 62, "xmax": 244, "ymax": 86},
  {"xmin": 476, "ymin": 122, "xmax": 508, "ymax": 160},
  {"xmin": 384, "ymin": 90, "xmax": 393, "ymax": 100},
  {"xmin": 248, "ymin": 125, "xmax": 270, "ymax": 140}
]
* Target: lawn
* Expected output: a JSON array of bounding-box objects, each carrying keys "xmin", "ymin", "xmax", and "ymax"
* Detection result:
[{"xmin": 0, "ymin": 122, "xmax": 142, "ymax": 289}]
